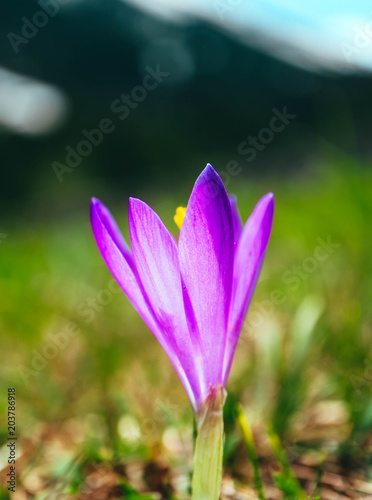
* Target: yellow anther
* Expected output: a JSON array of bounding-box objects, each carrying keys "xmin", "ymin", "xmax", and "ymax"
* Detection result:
[{"xmin": 174, "ymin": 206, "xmax": 187, "ymax": 230}]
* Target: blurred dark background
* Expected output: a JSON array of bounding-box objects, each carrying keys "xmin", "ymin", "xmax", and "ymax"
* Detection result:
[{"xmin": 1, "ymin": 0, "xmax": 372, "ymax": 222}]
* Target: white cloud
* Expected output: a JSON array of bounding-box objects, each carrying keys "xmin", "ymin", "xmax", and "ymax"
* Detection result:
[{"xmin": 0, "ymin": 67, "xmax": 69, "ymax": 136}]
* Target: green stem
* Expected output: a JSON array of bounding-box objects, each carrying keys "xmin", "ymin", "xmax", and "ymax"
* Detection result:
[
  {"xmin": 192, "ymin": 385, "xmax": 226, "ymax": 500},
  {"xmin": 235, "ymin": 404, "xmax": 266, "ymax": 500}
]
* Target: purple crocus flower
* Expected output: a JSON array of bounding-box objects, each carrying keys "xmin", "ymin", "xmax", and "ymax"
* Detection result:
[{"xmin": 91, "ymin": 164, "xmax": 273, "ymax": 414}]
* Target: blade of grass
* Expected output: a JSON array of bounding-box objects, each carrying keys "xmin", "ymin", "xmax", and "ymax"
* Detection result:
[
  {"xmin": 234, "ymin": 403, "xmax": 266, "ymax": 500},
  {"xmin": 268, "ymin": 425, "xmax": 307, "ymax": 499}
]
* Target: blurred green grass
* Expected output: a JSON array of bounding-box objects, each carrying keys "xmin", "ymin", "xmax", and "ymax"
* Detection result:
[{"xmin": 1, "ymin": 153, "xmax": 372, "ymax": 496}]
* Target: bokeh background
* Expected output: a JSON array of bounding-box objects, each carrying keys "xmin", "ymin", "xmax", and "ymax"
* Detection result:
[{"xmin": 1, "ymin": 1, "xmax": 372, "ymax": 498}]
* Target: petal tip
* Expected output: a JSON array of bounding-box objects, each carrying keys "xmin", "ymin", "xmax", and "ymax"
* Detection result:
[
  {"xmin": 203, "ymin": 162, "xmax": 218, "ymax": 178},
  {"xmin": 90, "ymin": 197, "xmax": 102, "ymax": 218},
  {"xmin": 128, "ymin": 197, "xmax": 144, "ymax": 213},
  {"xmin": 129, "ymin": 196, "xmax": 141, "ymax": 203},
  {"xmin": 266, "ymin": 192, "xmax": 274, "ymax": 203},
  {"xmin": 128, "ymin": 196, "xmax": 136, "ymax": 207},
  {"xmin": 90, "ymin": 197, "xmax": 108, "ymax": 221},
  {"xmin": 263, "ymin": 193, "xmax": 274, "ymax": 222},
  {"xmin": 267, "ymin": 192, "xmax": 275, "ymax": 209},
  {"xmin": 195, "ymin": 163, "xmax": 226, "ymax": 197},
  {"xmin": 260, "ymin": 192, "xmax": 275, "ymax": 211}
]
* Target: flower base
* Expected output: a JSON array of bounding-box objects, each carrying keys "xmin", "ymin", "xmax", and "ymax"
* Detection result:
[{"xmin": 192, "ymin": 384, "xmax": 226, "ymax": 500}]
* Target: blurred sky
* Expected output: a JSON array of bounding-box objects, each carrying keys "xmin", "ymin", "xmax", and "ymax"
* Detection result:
[{"xmin": 128, "ymin": 0, "xmax": 372, "ymax": 71}]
